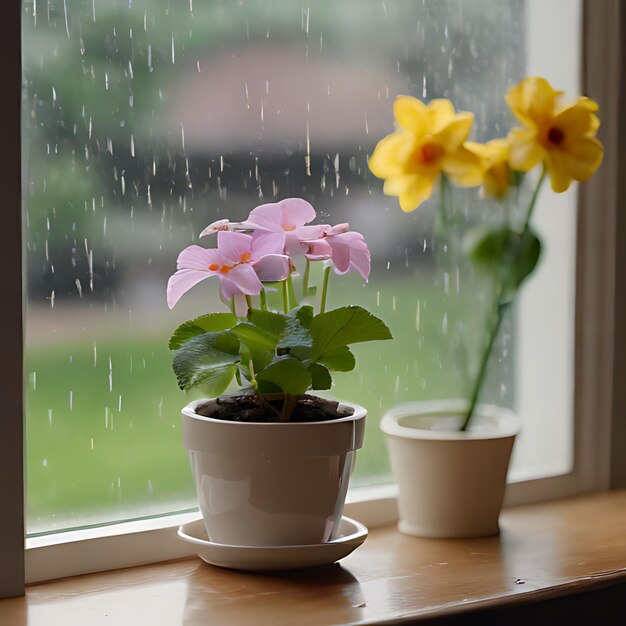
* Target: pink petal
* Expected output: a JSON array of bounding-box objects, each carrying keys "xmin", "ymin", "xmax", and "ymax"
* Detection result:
[
  {"xmin": 285, "ymin": 233, "xmax": 307, "ymax": 257},
  {"xmin": 325, "ymin": 223, "xmax": 350, "ymax": 236},
  {"xmin": 335, "ymin": 230, "xmax": 364, "ymax": 242},
  {"xmin": 217, "ymin": 231, "xmax": 253, "ymax": 263},
  {"xmin": 245, "ymin": 202, "xmax": 284, "ymax": 231},
  {"xmin": 224, "ymin": 263, "xmax": 263, "ymax": 295},
  {"xmin": 167, "ymin": 269, "xmax": 211, "ymax": 309},
  {"xmin": 277, "ymin": 198, "xmax": 317, "ymax": 228},
  {"xmin": 297, "ymin": 224, "xmax": 330, "ymax": 241},
  {"xmin": 176, "ymin": 245, "xmax": 226, "ymax": 271},
  {"xmin": 250, "ymin": 231, "xmax": 286, "ymax": 258},
  {"xmin": 232, "ymin": 293, "xmax": 249, "ymax": 318},
  {"xmin": 199, "ymin": 219, "xmax": 231, "ymax": 238},
  {"xmin": 304, "ymin": 239, "xmax": 333, "ymax": 260},
  {"xmin": 348, "ymin": 239, "xmax": 371, "ymax": 281},
  {"xmin": 328, "ymin": 237, "xmax": 352, "ymax": 274},
  {"xmin": 252, "ymin": 254, "xmax": 292, "ymax": 282},
  {"xmin": 219, "ymin": 276, "xmax": 241, "ymax": 301}
]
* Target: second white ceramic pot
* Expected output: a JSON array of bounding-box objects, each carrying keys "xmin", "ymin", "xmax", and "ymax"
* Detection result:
[
  {"xmin": 182, "ymin": 398, "xmax": 366, "ymax": 547},
  {"xmin": 381, "ymin": 400, "xmax": 519, "ymax": 538}
]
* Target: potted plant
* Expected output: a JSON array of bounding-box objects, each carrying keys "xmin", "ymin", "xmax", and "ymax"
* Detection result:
[
  {"xmin": 166, "ymin": 198, "xmax": 392, "ymax": 547},
  {"xmin": 369, "ymin": 77, "xmax": 604, "ymax": 537}
]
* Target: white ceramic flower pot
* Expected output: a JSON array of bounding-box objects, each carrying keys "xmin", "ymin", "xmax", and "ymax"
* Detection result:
[
  {"xmin": 182, "ymin": 398, "xmax": 366, "ymax": 547},
  {"xmin": 381, "ymin": 400, "xmax": 519, "ymax": 538}
]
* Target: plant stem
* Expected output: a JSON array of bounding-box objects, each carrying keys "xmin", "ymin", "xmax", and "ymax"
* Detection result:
[
  {"xmin": 521, "ymin": 166, "xmax": 546, "ymax": 236},
  {"xmin": 282, "ymin": 280, "xmax": 289, "ymax": 314},
  {"xmin": 259, "ymin": 288, "xmax": 267, "ymax": 311},
  {"xmin": 438, "ymin": 174, "xmax": 449, "ymax": 229},
  {"xmin": 320, "ymin": 265, "xmax": 331, "ymax": 314},
  {"xmin": 245, "ymin": 295, "xmax": 253, "ymax": 311},
  {"xmin": 302, "ymin": 258, "xmax": 311, "ymax": 298},
  {"xmin": 461, "ymin": 301, "xmax": 507, "ymax": 431},
  {"xmin": 281, "ymin": 394, "xmax": 299, "ymax": 422},
  {"xmin": 287, "ymin": 276, "xmax": 298, "ymax": 309},
  {"xmin": 461, "ymin": 167, "xmax": 546, "ymax": 431}
]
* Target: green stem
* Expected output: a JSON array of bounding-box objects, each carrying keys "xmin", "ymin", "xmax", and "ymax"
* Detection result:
[
  {"xmin": 438, "ymin": 174, "xmax": 449, "ymax": 229},
  {"xmin": 230, "ymin": 297, "xmax": 236, "ymax": 316},
  {"xmin": 282, "ymin": 280, "xmax": 289, "ymax": 314},
  {"xmin": 245, "ymin": 295, "xmax": 253, "ymax": 311},
  {"xmin": 302, "ymin": 258, "xmax": 311, "ymax": 298},
  {"xmin": 320, "ymin": 265, "xmax": 331, "ymax": 314},
  {"xmin": 259, "ymin": 288, "xmax": 267, "ymax": 312},
  {"xmin": 461, "ymin": 301, "xmax": 507, "ymax": 431},
  {"xmin": 461, "ymin": 167, "xmax": 546, "ymax": 431},
  {"xmin": 287, "ymin": 276, "xmax": 298, "ymax": 309},
  {"xmin": 521, "ymin": 166, "xmax": 546, "ymax": 236}
]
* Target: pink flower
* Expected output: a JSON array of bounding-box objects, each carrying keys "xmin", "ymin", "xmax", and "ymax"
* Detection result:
[
  {"xmin": 242, "ymin": 198, "xmax": 329, "ymax": 255},
  {"xmin": 199, "ymin": 219, "xmax": 247, "ymax": 238},
  {"xmin": 167, "ymin": 231, "xmax": 290, "ymax": 310},
  {"xmin": 302, "ymin": 224, "xmax": 371, "ymax": 281}
]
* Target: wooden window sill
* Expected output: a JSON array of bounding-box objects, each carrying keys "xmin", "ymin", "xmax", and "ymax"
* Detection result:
[{"xmin": 2, "ymin": 490, "xmax": 626, "ymax": 625}]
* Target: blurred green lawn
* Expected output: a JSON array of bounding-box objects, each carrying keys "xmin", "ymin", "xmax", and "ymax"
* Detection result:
[{"xmin": 25, "ymin": 275, "xmax": 487, "ymax": 533}]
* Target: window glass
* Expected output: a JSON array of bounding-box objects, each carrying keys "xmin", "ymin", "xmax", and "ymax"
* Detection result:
[{"xmin": 23, "ymin": 0, "xmax": 545, "ymax": 534}]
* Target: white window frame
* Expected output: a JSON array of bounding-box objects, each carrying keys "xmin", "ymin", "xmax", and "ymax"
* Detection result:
[{"xmin": 5, "ymin": 0, "xmax": 622, "ymax": 588}]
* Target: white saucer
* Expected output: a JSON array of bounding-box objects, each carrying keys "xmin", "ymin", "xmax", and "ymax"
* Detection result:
[{"xmin": 178, "ymin": 516, "xmax": 368, "ymax": 571}]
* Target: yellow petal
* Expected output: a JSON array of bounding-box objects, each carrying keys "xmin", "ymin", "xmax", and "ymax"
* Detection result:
[
  {"xmin": 368, "ymin": 131, "xmax": 414, "ymax": 179},
  {"xmin": 442, "ymin": 146, "xmax": 484, "ymax": 187},
  {"xmin": 549, "ymin": 137, "xmax": 604, "ymax": 184},
  {"xmin": 393, "ymin": 96, "xmax": 428, "ymax": 135},
  {"xmin": 483, "ymin": 163, "xmax": 510, "ymax": 198},
  {"xmin": 384, "ymin": 174, "xmax": 435, "ymax": 212},
  {"xmin": 545, "ymin": 154, "xmax": 572, "ymax": 193},
  {"xmin": 465, "ymin": 139, "xmax": 509, "ymax": 167},
  {"xmin": 553, "ymin": 101, "xmax": 601, "ymax": 141},
  {"xmin": 508, "ymin": 128, "xmax": 544, "ymax": 172},
  {"xmin": 435, "ymin": 112, "xmax": 474, "ymax": 152},
  {"xmin": 464, "ymin": 140, "xmax": 493, "ymax": 161},
  {"xmin": 486, "ymin": 138, "xmax": 511, "ymax": 161},
  {"xmin": 427, "ymin": 99, "xmax": 456, "ymax": 132},
  {"xmin": 506, "ymin": 77, "xmax": 560, "ymax": 128}
]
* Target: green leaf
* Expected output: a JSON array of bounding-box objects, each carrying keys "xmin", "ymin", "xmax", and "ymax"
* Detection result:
[
  {"xmin": 248, "ymin": 309, "xmax": 287, "ymax": 338},
  {"xmin": 308, "ymin": 363, "xmax": 332, "ymax": 390},
  {"xmin": 232, "ymin": 322, "xmax": 279, "ymax": 352},
  {"xmin": 255, "ymin": 356, "xmax": 312, "ymax": 395},
  {"xmin": 280, "ymin": 306, "xmax": 313, "ymax": 349},
  {"xmin": 172, "ymin": 331, "xmax": 240, "ymax": 396},
  {"xmin": 503, "ymin": 229, "xmax": 541, "ymax": 299},
  {"xmin": 318, "ymin": 346, "xmax": 356, "ymax": 372},
  {"xmin": 465, "ymin": 226, "xmax": 512, "ymax": 266},
  {"xmin": 169, "ymin": 313, "xmax": 237, "ymax": 350},
  {"xmin": 295, "ymin": 305, "xmax": 314, "ymax": 328},
  {"xmin": 465, "ymin": 226, "xmax": 542, "ymax": 302},
  {"xmin": 310, "ymin": 306, "xmax": 393, "ymax": 361},
  {"xmin": 232, "ymin": 310, "xmax": 286, "ymax": 371}
]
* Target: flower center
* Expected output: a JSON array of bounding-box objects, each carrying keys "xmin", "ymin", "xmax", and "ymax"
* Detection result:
[
  {"xmin": 547, "ymin": 126, "xmax": 565, "ymax": 145},
  {"xmin": 419, "ymin": 141, "xmax": 444, "ymax": 165},
  {"xmin": 219, "ymin": 265, "xmax": 233, "ymax": 275},
  {"xmin": 208, "ymin": 263, "xmax": 219, "ymax": 271},
  {"xmin": 283, "ymin": 224, "xmax": 297, "ymax": 232},
  {"xmin": 240, "ymin": 252, "xmax": 252, "ymax": 262}
]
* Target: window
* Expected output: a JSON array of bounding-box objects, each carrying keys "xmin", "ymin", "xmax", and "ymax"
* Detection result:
[{"xmin": 10, "ymin": 0, "xmax": 620, "ymax": 584}]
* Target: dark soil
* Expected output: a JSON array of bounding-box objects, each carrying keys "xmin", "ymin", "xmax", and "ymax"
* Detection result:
[{"xmin": 195, "ymin": 394, "xmax": 354, "ymax": 423}]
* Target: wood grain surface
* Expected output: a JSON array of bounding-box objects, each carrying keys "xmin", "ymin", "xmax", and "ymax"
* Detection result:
[{"xmin": 1, "ymin": 490, "xmax": 625, "ymax": 625}]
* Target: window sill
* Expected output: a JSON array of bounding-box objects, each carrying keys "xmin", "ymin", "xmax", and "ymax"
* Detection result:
[{"xmin": 3, "ymin": 490, "xmax": 626, "ymax": 624}]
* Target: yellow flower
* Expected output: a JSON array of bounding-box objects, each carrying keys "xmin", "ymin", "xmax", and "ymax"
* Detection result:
[
  {"xmin": 465, "ymin": 139, "xmax": 511, "ymax": 199},
  {"xmin": 506, "ymin": 77, "xmax": 603, "ymax": 192},
  {"xmin": 368, "ymin": 96, "xmax": 484, "ymax": 212}
]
